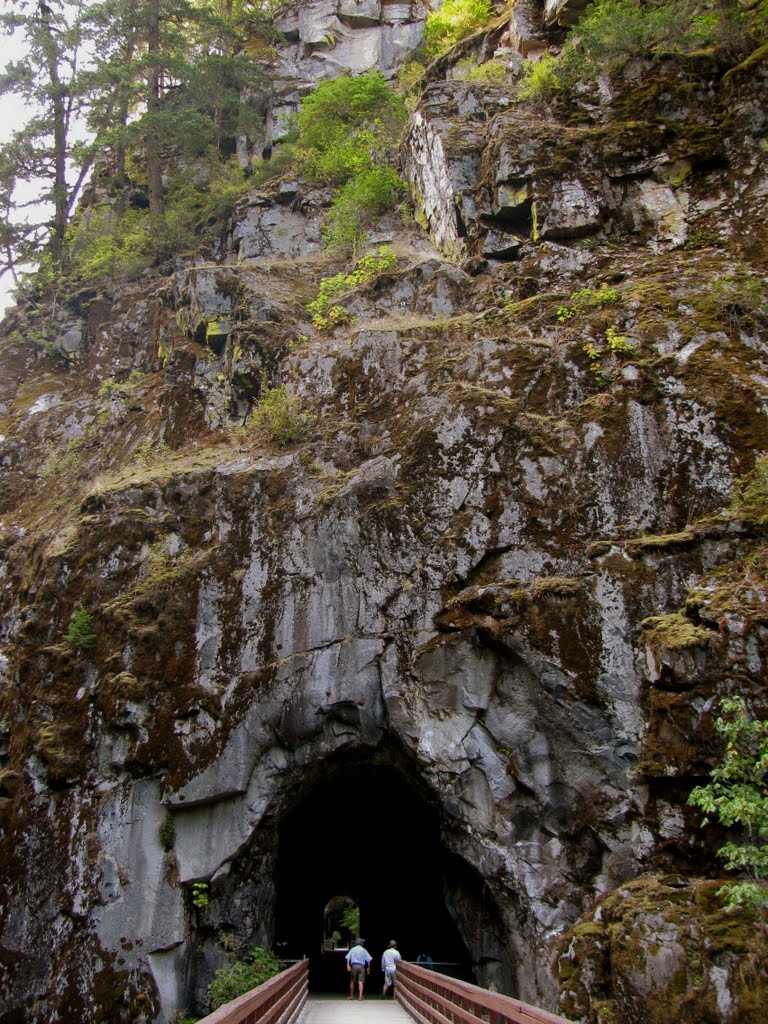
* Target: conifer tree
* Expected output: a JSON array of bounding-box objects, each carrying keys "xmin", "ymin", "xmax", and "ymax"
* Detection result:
[
  {"xmin": 1, "ymin": 0, "xmax": 278, "ymax": 292},
  {"xmin": 0, "ymin": 0, "xmax": 93, "ymax": 278}
]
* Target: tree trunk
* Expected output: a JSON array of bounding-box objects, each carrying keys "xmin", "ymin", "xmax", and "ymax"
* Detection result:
[
  {"xmin": 146, "ymin": 0, "xmax": 164, "ymax": 218},
  {"xmin": 38, "ymin": 0, "xmax": 68, "ymax": 264}
]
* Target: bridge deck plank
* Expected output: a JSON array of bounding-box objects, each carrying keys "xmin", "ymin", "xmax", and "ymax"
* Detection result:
[{"xmin": 297, "ymin": 996, "xmax": 414, "ymax": 1024}]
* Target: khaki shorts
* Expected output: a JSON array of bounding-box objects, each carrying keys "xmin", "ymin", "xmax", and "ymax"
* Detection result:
[{"xmin": 350, "ymin": 964, "xmax": 366, "ymax": 983}]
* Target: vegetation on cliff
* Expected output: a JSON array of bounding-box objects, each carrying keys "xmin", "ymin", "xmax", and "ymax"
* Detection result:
[
  {"xmin": 208, "ymin": 946, "xmax": 282, "ymax": 1010},
  {"xmin": 689, "ymin": 695, "xmax": 768, "ymax": 916},
  {"xmin": 423, "ymin": 0, "xmax": 498, "ymax": 57},
  {"xmin": 292, "ymin": 70, "xmax": 407, "ymax": 253},
  {"xmin": 0, "ymin": 0, "xmax": 280, "ymax": 294},
  {"xmin": 521, "ymin": 0, "xmax": 768, "ymax": 98}
]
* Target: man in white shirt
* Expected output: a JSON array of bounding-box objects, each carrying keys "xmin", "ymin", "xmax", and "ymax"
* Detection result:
[
  {"xmin": 381, "ymin": 939, "xmax": 402, "ymax": 997},
  {"xmin": 345, "ymin": 938, "xmax": 372, "ymax": 1000}
]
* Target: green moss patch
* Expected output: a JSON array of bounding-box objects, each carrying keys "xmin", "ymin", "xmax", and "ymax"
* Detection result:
[{"xmin": 641, "ymin": 612, "xmax": 713, "ymax": 651}]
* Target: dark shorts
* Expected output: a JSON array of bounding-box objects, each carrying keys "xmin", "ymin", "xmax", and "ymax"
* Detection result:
[{"xmin": 350, "ymin": 964, "xmax": 366, "ymax": 983}]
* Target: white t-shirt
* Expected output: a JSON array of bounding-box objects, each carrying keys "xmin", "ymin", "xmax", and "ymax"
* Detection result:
[{"xmin": 382, "ymin": 948, "xmax": 402, "ymax": 972}]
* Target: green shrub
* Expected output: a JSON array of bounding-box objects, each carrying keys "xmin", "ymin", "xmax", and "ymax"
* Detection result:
[
  {"xmin": 163, "ymin": 157, "xmax": 250, "ymax": 253},
  {"xmin": 606, "ymin": 324, "xmax": 634, "ymax": 353},
  {"xmin": 519, "ymin": 53, "xmax": 561, "ymax": 100},
  {"xmin": 40, "ymin": 437, "xmax": 84, "ymax": 478},
  {"xmin": 323, "ymin": 167, "xmax": 406, "ymax": 253},
  {"xmin": 65, "ymin": 157, "xmax": 249, "ymax": 287},
  {"xmin": 396, "ymin": 60, "xmax": 427, "ymax": 111},
  {"xmin": 98, "ymin": 370, "xmax": 144, "ymax": 398},
  {"xmin": 542, "ymin": 0, "xmax": 724, "ymax": 90},
  {"xmin": 208, "ymin": 947, "xmax": 283, "ymax": 1010},
  {"xmin": 712, "ymin": 270, "xmax": 766, "ymax": 318},
  {"xmin": 291, "ymin": 72, "xmax": 407, "ymax": 253},
  {"xmin": 65, "ymin": 608, "xmax": 97, "ymax": 653},
  {"xmin": 730, "ymin": 453, "xmax": 768, "ymax": 518},
  {"xmin": 688, "ymin": 695, "xmax": 768, "ymax": 914},
  {"xmin": 293, "ymin": 71, "xmax": 406, "ymax": 186},
  {"xmin": 249, "ymin": 144, "xmax": 296, "ymax": 186},
  {"xmin": 455, "ymin": 56, "xmax": 510, "ymax": 83},
  {"xmin": 66, "ymin": 206, "xmax": 154, "ymax": 286},
  {"xmin": 192, "ymin": 882, "xmax": 210, "ymax": 908},
  {"xmin": 423, "ymin": 0, "xmax": 496, "ymax": 58},
  {"xmin": 159, "ymin": 816, "xmax": 176, "ymax": 852},
  {"xmin": 252, "ymin": 381, "xmax": 310, "ymax": 444},
  {"xmin": 556, "ymin": 284, "xmax": 620, "ymax": 322},
  {"xmin": 307, "ymin": 246, "xmax": 397, "ymax": 327}
]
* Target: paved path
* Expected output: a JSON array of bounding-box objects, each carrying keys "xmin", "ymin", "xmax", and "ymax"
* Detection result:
[{"xmin": 297, "ymin": 995, "xmax": 413, "ymax": 1024}]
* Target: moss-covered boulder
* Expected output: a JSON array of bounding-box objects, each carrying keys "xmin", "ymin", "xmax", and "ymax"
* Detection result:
[{"xmin": 558, "ymin": 875, "xmax": 768, "ymax": 1024}]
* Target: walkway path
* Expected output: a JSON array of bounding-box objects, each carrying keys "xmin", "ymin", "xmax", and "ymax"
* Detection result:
[{"xmin": 297, "ymin": 995, "xmax": 413, "ymax": 1024}]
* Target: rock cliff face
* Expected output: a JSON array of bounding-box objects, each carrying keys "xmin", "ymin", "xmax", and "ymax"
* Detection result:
[{"xmin": 0, "ymin": 2, "xmax": 767, "ymax": 1023}]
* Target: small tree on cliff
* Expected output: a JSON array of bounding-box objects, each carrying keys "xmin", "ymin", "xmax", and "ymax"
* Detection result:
[
  {"xmin": 208, "ymin": 946, "xmax": 282, "ymax": 1010},
  {"xmin": 688, "ymin": 695, "xmax": 768, "ymax": 920},
  {"xmin": 423, "ymin": 0, "xmax": 496, "ymax": 58}
]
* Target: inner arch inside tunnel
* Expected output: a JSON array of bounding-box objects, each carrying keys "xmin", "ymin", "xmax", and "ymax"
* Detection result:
[{"xmin": 273, "ymin": 759, "xmax": 484, "ymax": 992}]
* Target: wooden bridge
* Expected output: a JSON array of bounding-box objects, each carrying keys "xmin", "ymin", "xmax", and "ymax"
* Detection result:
[{"xmin": 194, "ymin": 959, "xmax": 574, "ymax": 1024}]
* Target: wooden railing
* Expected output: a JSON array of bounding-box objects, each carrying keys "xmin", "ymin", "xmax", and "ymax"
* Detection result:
[
  {"xmin": 396, "ymin": 962, "xmax": 574, "ymax": 1024},
  {"xmin": 194, "ymin": 959, "xmax": 309, "ymax": 1024}
]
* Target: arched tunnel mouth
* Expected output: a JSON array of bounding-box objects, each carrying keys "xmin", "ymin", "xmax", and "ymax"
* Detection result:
[{"xmin": 274, "ymin": 757, "xmax": 476, "ymax": 993}]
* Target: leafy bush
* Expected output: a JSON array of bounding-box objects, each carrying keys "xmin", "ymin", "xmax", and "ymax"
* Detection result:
[
  {"xmin": 292, "ymin": 71, "xmax": 407, "ymax": 253},
  {"xmin": 252, "ymin": 381, "xmax": 310, "ymax": 444},
  {"xmin": 65, "ymin": 608, "xmax": 97, "ymax": 653},
  {"xmin": 423, "ymin": 0, "xmax": 496, "ymax": 58},
  {"xmin": 159, "ymin": 816, "xmax": 176, "ymax": 852},
  {"xmin": 40, "ymin": 437, "xmax": 84, "ymax": 478},
  {"xmin": 249, "ymin": 144, "xmax": 297, "ymax": 186},
  {"xmin": 192, "ymin": 882, "xmax": 210, "ymax": 908},
  {"xmin": 66, "ymin": 157, "xmax": 249, "ymax": 286},
  {"xmin": 521, "ymin": 0, "xmax": 733, "ymax": 96},
  {"xmin": 712, "ymin": 270, "xmax": 766, "ymax": 320},
  {"xmin": 66, "ymin": 206, "xmax": 154, "ymax": 285},
  {"xmin": 688, "ymin": 696, "xmax": 768, "ymax": 914},
  {"xmin": 455, "ymin": 56, "xmax": 510, "ymax": 83},
  {"xmin": 518, "ymin": 53, "xmax": 561, "ymax": 101},
  {"xmin": 342, "ymin": 904, "xmax": 360, "ymax": 936},
  {"xmin": 730, "ymin": 453, "xmax": 768, "ymax": 518},
  {"xmin": 556, "ymin": 284, "xmax": 620, "ymax": 322},
  {"xmin": 163, "ymin": 157, "xmax": 250, "ymax": 253},
  {"xmin": 396, "ymin": 60, "xmax": 427, "ymax": 111},
  {"xmin": 606, "ymin": 324, "xmax": 633, "ymax": 353},
  {"xmin": 208, "ymin": 947, "xmax": 283, "ymax": 1010},
  {"xmin": 323, "ymin": 167, "xmax": 406, "ymax": 253},
  {"xmin": 293, "ymin": 71, "xmax": 406, "ymax": 186},
  {"xmin": 307, "ymin": 246, "xmax": 397, "ymax": 328}
]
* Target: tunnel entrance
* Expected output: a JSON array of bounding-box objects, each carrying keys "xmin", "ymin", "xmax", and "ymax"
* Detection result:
[{"xmin": 274, "ymin": 760, "xmax": 472, "ymax": 992}]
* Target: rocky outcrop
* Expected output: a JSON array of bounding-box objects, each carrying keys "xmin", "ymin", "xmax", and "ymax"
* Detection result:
[
  {"xmin": 263, "ymin": 0, "xmax": 432, "ymax": 153},
  {"xmin": 402, "ymin": 53, "xmax": 763, "ymax": 263},
  {"xmin": 0, "ymin": 3, "xmax": 767, "ymax": 1023},
  {"xmin": 558, "ymin": 876, "xmax": 768, "ymax": 1023}
]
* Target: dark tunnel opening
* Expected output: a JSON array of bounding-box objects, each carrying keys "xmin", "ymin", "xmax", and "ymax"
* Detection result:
[{"xmin": 274, "ymin": 761, "xmax": 474, "ymax": 992}]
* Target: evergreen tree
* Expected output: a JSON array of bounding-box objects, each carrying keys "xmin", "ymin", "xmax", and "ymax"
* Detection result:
[
  {"xmin": 1, "ymin": 0, "xmax": 278, "ymax": 291},
  {"xmin": 0, "ymin": 0, "xmax": 93, "ymax": 279}
]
